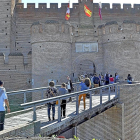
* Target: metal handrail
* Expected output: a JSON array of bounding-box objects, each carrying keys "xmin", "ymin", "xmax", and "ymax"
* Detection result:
[
  {"xmin": 7, "ymin": 82, "xmax": 80, "ymax": 95},
  {"xmin": 7, "ymin": 82, "xmax": 81, "ymax": 103},
  {"xmin": 21, "ymin": 83, "xmax": 119, "ymax": 122}
]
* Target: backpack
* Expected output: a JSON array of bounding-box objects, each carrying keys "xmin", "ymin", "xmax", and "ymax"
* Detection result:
[
  {"xmin": 94, "ymin": 77, "xmax": 99, "ymax": 84},
  {"xmin": 106, "ymin": 74, "xmax": 109, "ymax": 81}
]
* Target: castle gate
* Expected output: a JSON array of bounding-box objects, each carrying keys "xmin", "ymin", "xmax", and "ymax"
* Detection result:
[
  {"xmin": 77, "ymin": 60, "xmax": 96, "ymax": 76},
  {"xmin": 72, "ymin": 59, "xmax": 96, "ymax": 80}
]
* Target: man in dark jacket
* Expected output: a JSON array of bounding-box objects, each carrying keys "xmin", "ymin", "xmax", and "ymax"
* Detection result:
[{"xmin": 93, "ymin": 74, "xmax": 100, "ymax": 94}]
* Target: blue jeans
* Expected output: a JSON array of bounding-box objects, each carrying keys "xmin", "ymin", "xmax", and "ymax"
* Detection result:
[
  {"xmin": 127, "ymin": 80, "xmax": 132, "ymax": 84},
  {"xmin": 47, "ymin": 103, "xmax": 55, "ymax": 118},
  {"xmin": 0, "ymin": 111, "xmax": 5, "ymax": 131}
]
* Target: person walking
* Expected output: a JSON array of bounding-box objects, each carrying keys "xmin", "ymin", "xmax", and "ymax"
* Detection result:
[
  {"xmin": 79, "ymin": 77, "xmax": 90, "ymax": 110},
  {"xmin": 0, "ymin": 80, "xmax": 10, "ymax": 131},
  {"xmin": 127, "ymin": 74, "xmax": 132, "ymax": 84},
  {"xmin": 109, "ymin": 75, "xmax": 114, "ymax": 91},
  {"xmin": 101, "ymin": 74, "xmax": 104, "ymax": 86},
  {"xmin": 109, "ymin": 75, "xmax": 114, "ymax": 84},
  {"xmin": 66, "ymin": 76, "xmax": 73, "ymax": 102},
  {"xmin": 46, "ymin": 81, "xmax": 58, "ymax": 121},
  {"xmin": 93, "ymin": 74, "xmax": 100, "ymax": 94},
  {"xmin": 93, "ymin": 74, "xmax": 100, "ymax": 88},
  {"xmin": 59, "ymin": 83, "xmax": 68, "ymax": 118},
  {"xmin": 105, "ymin": 73, "xmax": 109, "ymax": 85},
  {"xmin": 115, "ymin": 73, "xmax": 119, "ymax": 83}
]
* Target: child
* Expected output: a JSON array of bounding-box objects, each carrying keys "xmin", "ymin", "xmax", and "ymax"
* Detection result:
[{"xmin": 59, "ymin": 83, "xmax": 68, "ymax": 118}]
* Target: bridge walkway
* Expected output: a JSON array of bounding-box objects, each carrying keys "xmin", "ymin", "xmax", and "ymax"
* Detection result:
[{"xmin": 4, "ymin": 91, "xmax": 116, "ymax": 130}]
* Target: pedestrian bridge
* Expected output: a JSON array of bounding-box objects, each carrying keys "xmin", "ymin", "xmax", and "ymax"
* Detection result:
[{"xmin": 0, "ymin": 83, "xmax": 119, "ymax": 138}]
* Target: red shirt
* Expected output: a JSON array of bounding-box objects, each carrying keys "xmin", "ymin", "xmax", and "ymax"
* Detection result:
[{"xmin": 109, "ymin": 77, "xmax": 114, "ymax": 82}]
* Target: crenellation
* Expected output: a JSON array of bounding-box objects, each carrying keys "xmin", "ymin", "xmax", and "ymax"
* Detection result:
[
  {"xmin": 71, "ymin": 3, "xmax": 79, "ymax": 17},
  {"xmin": 79, "ymin": 0, "xmax": 93, "ymax": 3},
  {"xmin": 112, "ymin": 4, "xmax": 121, "ymax": 13},
  {"xmin": 97, "ymin": 21, "xmax": 140, "ymax": 37},
  {"xmin": 101, "ymin": 3, "xmax": 111, "ymax": 13},
  {"xmin": 123, "ymin": 4, "xmax": 132, "ymax": 13},
  {"xmin": 93, "ymin": 3, "xmax": 99, "ymax": 13},
  {"xmin": 112, "ymin": 3, "xmax": 121, "ymax": 9},
  {"xmin": 27, "ymin": 3, "xmax": 35, "ymax": 9},
  {"xmin": 134, "ymin": 4, "xmax": 140, "ymax": 11},
  {"xmin": 72, "ymin": 3, "xmax": 79, "ymax": 8},
  {"xmin": 50, "ymin": 3, "xmax": 58, "ymax": 10},
  {"xmin": 14, "ymin": 3, "xmax": 140, "ymax": 16},
  {"xmin": 61, "ymin": 3, "xmax": 69, "ymax": 10},
  {"xmin": 38, "ymin": 3, "xmax": 47, "ymax": 9},
  {"xmin": 16, "ymin": 3, "xmax": 24, "ymax": 9}
]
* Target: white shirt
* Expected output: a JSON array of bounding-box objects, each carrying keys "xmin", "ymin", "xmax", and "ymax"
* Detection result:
[
  {"xmin": 0, "ymin": 88, "xmax": 7, "ymax": 111},
  {"xmin": 67, "ymin": 81, "xmax": 71, "ymax": 90}
]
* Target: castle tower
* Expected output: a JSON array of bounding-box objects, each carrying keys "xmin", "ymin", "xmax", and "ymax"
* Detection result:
[
  {"xmin": 98, "ymin": 20, "xmax": 140, "ymax": 80},
  {"xmin": 78, "ymin": 0, "xmax": 93, "ymax": 26},
  {"xmin": 0, "ymin": 0, "xmax": 13, "ymax": 63},
  {"xmin": 75, "ymin": 0, "xmax": 95, "ymax": 42},
  {"xmin": 31, "ymin": 21, "xmax": 72, "ymax": 100}
]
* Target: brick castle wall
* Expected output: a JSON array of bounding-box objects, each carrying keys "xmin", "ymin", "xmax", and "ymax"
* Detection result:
[{"xmin": 0, "ymin": 0, "xmax": 140, "ymax": 93}]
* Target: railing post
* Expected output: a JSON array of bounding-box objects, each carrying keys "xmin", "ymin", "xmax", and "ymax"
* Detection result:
[
  {"xmin": 90, "ymin": 91, "xmax": 92, "ymax": 109},
  {"xmin": 24, "ymin": 92, "xmax": 27, "ymax": 103},
  {"xmin": 108, "ymin": 86, "xmax": 110, "ymax": 101},
  {"xmin": 76, "ymin": 94, "xmax": 79, "ymax": 115},
  {"xmin": 100, "ymin": 88, "xmax": 102, "ymax": 105},
  {"xmin": 41, "ymin": 89, "xmax": 44, "ymax": 99},
  {"xmin": 118, "ymin": 85, "xmax": 120, "ymax": 100},
  {"xmin": 58, "ymin": 99, "xmax": 61, "ymax": 122},
  {"xmin": 115, "ymin": 84, "xmax": 117, "ymax": 98},
  {"xmin": 33, "ymin": 105, "xmax": 36, "ymax": 121}
]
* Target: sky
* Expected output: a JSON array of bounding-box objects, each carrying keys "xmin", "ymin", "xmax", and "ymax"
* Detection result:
[{"xmin": 22, "ymin": 0, "xmax": 140, "ymax": 8}]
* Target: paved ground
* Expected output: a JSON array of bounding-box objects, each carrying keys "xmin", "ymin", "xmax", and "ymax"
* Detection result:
[{"xmin": 4, "ymin": 91, "xmax": 116, "ymax": 130}]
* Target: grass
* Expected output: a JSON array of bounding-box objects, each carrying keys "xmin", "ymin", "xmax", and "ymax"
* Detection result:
[{"xmin": 8, "ymin": 92, "xmax": 32, "ymax": 112}]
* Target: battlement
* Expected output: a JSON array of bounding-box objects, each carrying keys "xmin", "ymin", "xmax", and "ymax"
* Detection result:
[
  {"xmin": 15, "ymin": 3, "xmax": 140, "ymax": 15},
  {"xmin": 99, "ymin": 21, "xmax": 140, "ymax": 36},
  {"xmin": 31, "ymin": 21, "xmax": 71, "ymax": 43},
  {"xmin": 97, "ymin": 20, "xmax": 140, "ymax": 43}
]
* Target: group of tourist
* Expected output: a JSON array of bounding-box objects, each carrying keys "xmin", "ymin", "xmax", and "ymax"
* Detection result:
[
  {"xmin": 82, "ymin": 72, "xmax": 120, "ymax": 88},
  {"xmin": 46, "ymin": 72, "xmax": 120, "ymax": 121},
  {"xmin": 0, "ymin": 72, "xmax": 134, "ymax": 131},
  {"xmin": 46, "ymin": 76, "xmax": 74, "ymax": 121}
]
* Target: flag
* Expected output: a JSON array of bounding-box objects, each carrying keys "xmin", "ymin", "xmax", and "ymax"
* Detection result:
[
  {"xmin": 65, "ymin": 3, "xmax": 70, "ymax": 20},
  {"xmin": 99, "ymin": 2, "xmax": 102, "ymax": 20},
  {"xmin": 84, "ymin": 4, "xmax": 92, "ymax": 17}
]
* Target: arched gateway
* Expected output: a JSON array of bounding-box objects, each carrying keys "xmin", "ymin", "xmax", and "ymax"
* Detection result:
[
  {"xmin": 73, "ymin": 60, "xmax": 96, "ymax": 79},
  {"xmin": 78, "ymin": 60, "xmax": 96, "ymax": 75}
]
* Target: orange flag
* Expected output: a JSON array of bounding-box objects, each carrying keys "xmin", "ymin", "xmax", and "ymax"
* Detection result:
[
  {"xmin": 84, "ymin": 4, "xmax": 92, "ymax": 17},
  {"xmin": 65, "ymin": 3, "xmax": 70, "ymax": 20}
]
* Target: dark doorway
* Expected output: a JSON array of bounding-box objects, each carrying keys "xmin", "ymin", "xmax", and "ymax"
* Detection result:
[{"xmin": 77, "ymin": 60, "xmax": 96, "ymax": 76}]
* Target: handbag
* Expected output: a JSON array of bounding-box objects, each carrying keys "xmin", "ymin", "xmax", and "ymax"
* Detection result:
[
  {"xmin": 56, "ymin": 100, "xmax": 58, "ymax": 105},
  {"xmin": 51, "ymin": 90, "xmax": 58, "ymax": 105}
]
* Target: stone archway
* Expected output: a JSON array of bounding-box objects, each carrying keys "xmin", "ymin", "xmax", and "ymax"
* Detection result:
[
  {"xmin": 72, "ymin": 59, "xmax": 96, "ymax": 81},
  {"xmin": 77, "ymin": 60, "xmax": 96, "ymax": 76}
]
